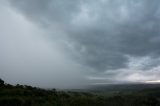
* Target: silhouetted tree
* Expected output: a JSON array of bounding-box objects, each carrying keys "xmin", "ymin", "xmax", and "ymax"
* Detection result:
[{"xmin": 0, "ymin": 78, "xmax": 4, "ymax": 85}]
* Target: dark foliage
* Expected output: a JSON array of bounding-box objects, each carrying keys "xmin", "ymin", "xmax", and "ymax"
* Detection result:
[
  {"xmin": 0, "ymin": 78, "xmax": 160, "ymax": 106},
  {"xmin": 0, "ymin": 78, "xmax": 4, "ymax": 86}
]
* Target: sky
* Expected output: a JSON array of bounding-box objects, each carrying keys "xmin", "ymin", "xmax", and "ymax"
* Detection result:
[{"xmin": 1, "ymin": 0, "xmax": 160, "ymax": 88}]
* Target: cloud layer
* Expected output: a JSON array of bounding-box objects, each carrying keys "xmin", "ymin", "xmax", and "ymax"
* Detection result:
[
  {"xmin": 0, "ymin": 1, "xmax": 88, "ymax": 88},
  {"xmin": 1, "ymin": 0, "xmax": 160, "ymax": 87}
]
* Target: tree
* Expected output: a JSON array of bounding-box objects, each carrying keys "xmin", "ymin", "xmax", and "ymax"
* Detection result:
[{"xmin": 0, "ymin": 78, "xmax": 4, "ymax": 85}]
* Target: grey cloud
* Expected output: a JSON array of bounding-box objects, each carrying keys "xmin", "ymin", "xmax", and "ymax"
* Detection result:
[
  {"xmin": 8, "ymin": 0, "xmax": 82, "ymax": 27},
  {"xmin": 0, "ymin": 2, "xmax": 88, "ymax": 88},
  {"xmin": 6, "ymin": 0, "xmax": 160, "ymax": 72}
]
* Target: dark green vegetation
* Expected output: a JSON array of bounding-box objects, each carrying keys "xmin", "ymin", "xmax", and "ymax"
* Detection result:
[{"xmin": 0, "ymin": 78, "xmax": 160, "ymax": 106}]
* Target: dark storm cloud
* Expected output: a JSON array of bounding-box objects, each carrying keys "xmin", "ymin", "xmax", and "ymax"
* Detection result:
[{"xmin": 7, "ymin": 0, "xmax": 160, "ymax": 72}]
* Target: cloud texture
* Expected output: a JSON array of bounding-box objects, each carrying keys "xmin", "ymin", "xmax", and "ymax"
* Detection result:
[{"xmin": 1, "ymin": 0, "xmax": 160, "ymax": 87}]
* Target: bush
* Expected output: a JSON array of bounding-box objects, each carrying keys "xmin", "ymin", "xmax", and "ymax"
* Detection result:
[{"xmin": 0, "ymin": 78, "xmax": 4, "ymax": 86}]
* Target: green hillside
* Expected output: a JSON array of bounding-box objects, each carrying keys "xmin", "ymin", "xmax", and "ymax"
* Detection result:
[{"xmin": 0, "ymin": 79, "xmax": 160, "ymax": 106}]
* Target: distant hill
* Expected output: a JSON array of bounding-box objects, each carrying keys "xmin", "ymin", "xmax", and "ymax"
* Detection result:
[
  {"xmin": 89, "ymin": 83, "xmax": 160, "ymax": 91},
  {"xmin": 1, "ymin": 79, "xmax": 160, "ymax": 106}
]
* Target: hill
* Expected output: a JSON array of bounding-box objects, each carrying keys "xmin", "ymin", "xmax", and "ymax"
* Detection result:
[{"xmin": 1, "ymin": 79, "xmax": 160, "ymax": 106}]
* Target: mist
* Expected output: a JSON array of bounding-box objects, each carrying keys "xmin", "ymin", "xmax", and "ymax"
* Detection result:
[
  {"xmin": 0, "ymin": 2, "xmax": 89, "ymax": 89},
  {"xmin": 1, "ymin": 0, "xmax": 160, "ymax": 88}
]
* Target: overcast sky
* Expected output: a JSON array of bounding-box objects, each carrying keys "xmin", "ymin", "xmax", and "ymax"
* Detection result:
[{"xmin": 1, "ymin": 0, "xmax": 160, "ymax": 88}]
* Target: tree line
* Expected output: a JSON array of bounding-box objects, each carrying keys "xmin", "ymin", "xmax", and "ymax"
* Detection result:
[{"xmin": 0, "ymin": 78, "xmax": 160, "ymax": 106}]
